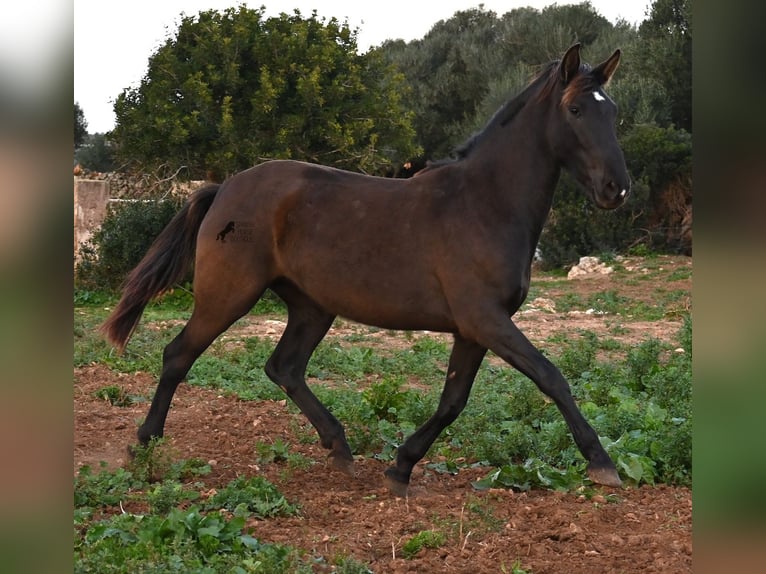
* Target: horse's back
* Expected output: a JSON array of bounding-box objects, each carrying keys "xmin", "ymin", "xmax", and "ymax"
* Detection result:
[{"xmin": 195, "ymin": 160, "xmax": 459, "ymax": 331}]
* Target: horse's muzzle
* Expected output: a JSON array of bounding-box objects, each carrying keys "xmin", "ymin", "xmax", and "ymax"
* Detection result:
[{"xmin": 594, "ymin": 178, "xmax": 630, "ymax": 210}]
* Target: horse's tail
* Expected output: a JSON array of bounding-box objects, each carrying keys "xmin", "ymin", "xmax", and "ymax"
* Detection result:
[{"xmin": 100, "ymin": 183, "xmax": 221, "ymax": 351}]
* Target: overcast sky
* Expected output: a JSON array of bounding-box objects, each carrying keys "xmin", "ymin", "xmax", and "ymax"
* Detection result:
[{"xmin": 72, "ymin": 1, "xmax": 650, "ymax": 133}]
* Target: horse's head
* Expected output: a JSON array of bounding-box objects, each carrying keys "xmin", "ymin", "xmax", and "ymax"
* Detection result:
[{"xmin": 548, "ymin": 44, "xmax": 630, "ymax": 210}]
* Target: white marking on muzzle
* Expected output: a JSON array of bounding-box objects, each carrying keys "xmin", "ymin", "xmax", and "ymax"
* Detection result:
[
  {"xmin": 620, "ymin": 189, "xmax": 627, "ymax": 198},
  {"xmin": 593, "ymin": 91, "xmax": 606, "ymax": 102}
]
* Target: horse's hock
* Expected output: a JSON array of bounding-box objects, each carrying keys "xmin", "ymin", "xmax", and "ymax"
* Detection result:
[{"xmin": 74, "ymin": 178, "xmax": 110, "ymax": 259}]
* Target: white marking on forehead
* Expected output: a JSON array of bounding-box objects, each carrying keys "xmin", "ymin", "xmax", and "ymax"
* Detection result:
[{"xmin": 593, "ymin": 91, "xmax": 606, "ymax": 102}]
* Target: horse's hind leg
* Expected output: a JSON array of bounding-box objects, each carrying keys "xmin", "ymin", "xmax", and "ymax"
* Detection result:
[
  {"xmin": 137, "ymin": 287, "xmax": 264, "ymax": 447},
  {"xmin": 265, "ymin": 284, "xmax": 354, "ymax": 474},
  {"xmin": 384, "ymin": 335, "xmax": 487, "ymax": 496}
]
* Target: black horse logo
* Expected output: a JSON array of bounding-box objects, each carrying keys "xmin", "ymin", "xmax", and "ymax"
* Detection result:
[{"xmin": 216, "ymin": 221, "xmax": 236, "ymax": 242}]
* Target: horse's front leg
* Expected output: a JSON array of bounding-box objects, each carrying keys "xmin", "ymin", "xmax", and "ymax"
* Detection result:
[
  {"xmin": 470, "ymin": 311, "xmax": 621, "ymax": 487},
  {"xmin": 384, "ymin": 335, "xmax": 486, "ymax": 496}
]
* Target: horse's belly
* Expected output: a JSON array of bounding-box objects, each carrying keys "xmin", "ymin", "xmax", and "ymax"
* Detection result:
[{"xmin": 294, "ymin": 271, "xmax": 455, "ymax": 332}]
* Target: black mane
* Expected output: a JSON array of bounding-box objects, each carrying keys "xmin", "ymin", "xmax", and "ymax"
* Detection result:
[{"xmin": 424, "ymin": 61, "xmax": 562, "ymax": 170}]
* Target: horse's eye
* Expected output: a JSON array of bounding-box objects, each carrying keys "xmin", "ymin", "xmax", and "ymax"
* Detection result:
[{"xmin": 569, "ymin": 106, "xmax": 580, "ymax": 117}]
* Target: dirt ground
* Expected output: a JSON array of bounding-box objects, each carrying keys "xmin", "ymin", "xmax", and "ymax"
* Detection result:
[{"xmin": 74, "ymin": 255, "xmax": 692, "ymax": 573}]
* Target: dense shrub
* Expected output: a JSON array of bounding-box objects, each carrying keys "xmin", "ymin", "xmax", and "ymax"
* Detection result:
[
  {"xmin": 621, "ymin": 124, "xmax": 692, "ymax": 253},
  {"xmin": 75, "ymin": 198, "xmax": 183, "ymax": 290},
  {"xmin": 538, "ymin": 124, "xmax": 691, "ymax": 269},
  {"xmin": 538, "ymin": 172, "xmax": 651, "ymax": 269}
]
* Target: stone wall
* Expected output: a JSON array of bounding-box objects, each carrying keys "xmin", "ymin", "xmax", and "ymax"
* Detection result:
[
  {"xmin": 74, "ymin": 178, "xmax": 110, "ymax": 258},
  {"xmin": 73, "ymin": 175, "xmax": 206, "ymax": 260}
]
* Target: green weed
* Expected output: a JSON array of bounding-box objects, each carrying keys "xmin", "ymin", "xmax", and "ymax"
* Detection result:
[
  {"xmin": 472, "ymin": 458, "xmax": 586, "ymax": 492},
  {"xmin": 126, "ymin": 438, "xmax": 175, "ymax": 483},
  {"xmin": 331, "ymin": 556, "xmax": 375, "ymax": 574},
  {"xmin": 74, "ymin": 462, "xmax": 311, "ymax": 573},
  {"xmin": 254, "ymin": 439, "xmax": 313, "ymax": 470},
  {"xmin": 202, "ymin": 475, "xmax": 299, "ymax": 518},
  {"xmin": 74, "ymin": 463, "xmax": 143, "ymax": 509},
  {"xmin": 502, "ymin": 559, "xmax": 532, "ymax": 574},
  {"xmin": 147, "ymin": 480, "xmax": 201, "ymax": 513},
  {"xmin": 401, "ymin": 530, "xmax": 446, "ymax": 559},
  {"xmin": 93, "ymin": 385, "xmax": 143, "ymax": 407},
  {"xmin": 75, "ymin": 506, "xmax": 307, "ymax": 573}
]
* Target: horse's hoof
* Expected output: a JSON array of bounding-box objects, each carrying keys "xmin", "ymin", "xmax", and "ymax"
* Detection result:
[
  {"xmin": 383, "ymin": 471, "xmax": 410, "ymax": 498},
  {"xmin": 587, "ymin": 464, "xmax": 622, "ymax": 487},
  {"xmin": 329, "ymin": 452, "xmax": 355, "ymax": 476}
]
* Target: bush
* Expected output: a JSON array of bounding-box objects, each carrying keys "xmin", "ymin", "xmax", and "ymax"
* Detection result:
[
  {"xmin": 538, "ymin": 172, "xmax": 651, "ymax": 269},
  {"xmin": 538, "ymin": 123, "xmax": 692, "ymax": 269},
  {"xmin": 621, "ymin": 124, "xmax": 692, "ymax": 253},
  {"xmin": 76, "ymin": 197, "xmax": 183, "ymax": 290}
]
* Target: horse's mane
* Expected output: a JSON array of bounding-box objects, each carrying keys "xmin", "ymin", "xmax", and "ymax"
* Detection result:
[{"xmin": 418, "ymin": 59, "xmax": 592, "ymax": 174}]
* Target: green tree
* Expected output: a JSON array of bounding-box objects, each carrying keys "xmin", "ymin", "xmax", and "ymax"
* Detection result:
[
  {"xmin": 381, "ymin": 7, "xmax": 502, "ymax": 165},
  {"xmin": 74, "ymin": 102, "xmax": 88, "ymax": 149},
  {"xmin": 379, "ymin": 3, "xmax": 692, "ymax": 264},
  {"xmin": 635, "ymin": 0, "xmax": 692, "ymax": 131},
  {"xmin": 75, "ymin": 133, "xmax": 117, "ymax": 173},
  {"xmin": 112, "ymin": 7, "xmax": 419, "ymax": 179},
  {"xmin": 383, "ymin": 3, "xmax": 621, "ymax": 168}
]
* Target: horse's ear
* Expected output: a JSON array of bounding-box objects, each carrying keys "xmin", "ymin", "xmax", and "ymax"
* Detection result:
[
  {"xmin": 560, "ymin": 43, "xmax": 582, "ymax": 84},
  {"xmin": 592, "ymin": 49, "xmax": 621, "ymax": 86}
]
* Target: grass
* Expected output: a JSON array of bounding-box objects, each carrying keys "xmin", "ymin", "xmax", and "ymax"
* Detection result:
[
  {"xmin": 74, "ymin": 278, "xmax": 692, "ymax": 488},
  {"xmin": 74, "ymin": 260, "xmax": 690, "ymax": 569}
]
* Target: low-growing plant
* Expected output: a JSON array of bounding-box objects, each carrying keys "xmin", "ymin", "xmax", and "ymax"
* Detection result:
[
  {"xmin": 93, "ymin": 385, "xmax": 141, "ymax": 407},
  {"xmin": 74, "ymin": 463, "xmax": 142, "ymax": 509},
  {"xmin": 146, "ymin": 479, "xmax": 201, "ymax": 513},
  {"xmin": 255, "ymin": 439, "xmax": 290, "ymax": 464},
  {"xmin": 75, "ymin": 505, "xmax": 306, "ymax": 573},
  {"xmin": 76, "ymin": 197, "xmax": 183, "ymax": 291},
  {"xmin": 472, "ymin": 458, "xmax": 587, "ymax": 492},
  {"xmin": 503, "ymin": 559, "xmax": 531, "ymax": 574},
  {"xmin": 202, "ymin": 475, "xmax": 299, "ymax": 518},
  {"xmin": 254, "ymin": 439, "xmax": 313, "ymax": 471},
  {"xmin": 401, "ymin": 530, "xmax": 446, "ymax": 559},
  {"xmin": 331, "ymin": 556, "xmax": 375, "ymax": 574},
  {"xmin": 127, "ymin": 437, "xmax": 174, "ymax": 483}
]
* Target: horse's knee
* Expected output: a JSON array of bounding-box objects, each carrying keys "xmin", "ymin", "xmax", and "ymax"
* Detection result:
[{"xmin": 436, "ymin": 397, "xmax": 468, "ymax": 425}]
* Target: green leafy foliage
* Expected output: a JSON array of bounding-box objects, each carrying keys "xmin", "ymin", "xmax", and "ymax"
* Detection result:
[
  {"xmin": 472, "ymin": 458, "xmax": 586, "ymax": 492},
  {"xmin": 380, "ymin": 3, "xmax": 691, "ymax": 263},
  {"xmin": 401, "ymin": 530, "xmax": 446, "ymax": 559},
  {"xmin": 76, "ymin": 132, "xmax": 117, "ymax": 172},
  {"xmin": 202, "ymin": 475, "xmax": 299, "ymax": 518},
  {"xmin": 75, "ymin": 198, "xmax": 183, "ymax": 290},
  {"xmin": 147, "ymin": 480, "xmax": 202, "ymax": 514},
  {"xmin": 75, "ymin": 102, "xmax": 88, "ymax": 148},
  {"xmin": 113, "ymin": 6, "xmax": 420, "ymax": 179},
  {"xmin": 635, "ymin": 0, "xmax": 692, "ymax": 131},
  {"xmin": 74, "ymin": 461, "xmax": 307, "ymax": 572},
  {"xmin": 75, "ymin": 506, "xmax": 303, "ymax": 573},
  {"xmin": 74, "ymin": 463, "xmax": 143, "ymax": 509},
  {"xmin": 93, "ymin": 385, "xmax": 143, "ymax": 407}
]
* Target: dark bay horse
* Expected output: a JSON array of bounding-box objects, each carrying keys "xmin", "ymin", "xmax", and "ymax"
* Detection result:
[{"xmin": 102, "ymin": 44, "xmax": 629, "ymax": 495}]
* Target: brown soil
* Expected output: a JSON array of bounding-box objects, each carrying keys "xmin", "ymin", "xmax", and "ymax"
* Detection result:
[{"xmin": 74, "ymin": 255, "xmax": 692, "ymax": 573}]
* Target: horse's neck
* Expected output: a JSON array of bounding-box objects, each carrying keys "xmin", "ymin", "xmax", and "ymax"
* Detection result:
[{"xmin": 464, "ymin": 107, "xmax": 561, "ymax": 229}]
